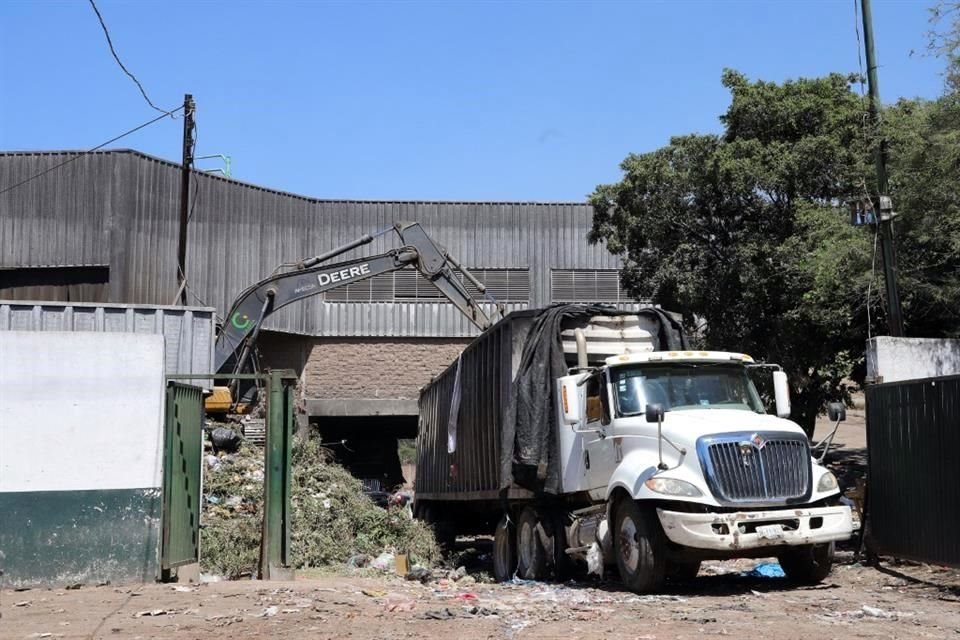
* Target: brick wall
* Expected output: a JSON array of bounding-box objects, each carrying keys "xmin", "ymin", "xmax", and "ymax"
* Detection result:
[{"xmin": 300, "ymin": 337, "xmax": 470, "ymax": 400}]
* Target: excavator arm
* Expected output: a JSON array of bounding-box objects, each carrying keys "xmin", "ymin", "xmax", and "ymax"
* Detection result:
[{"xmin": 214, "ymin": 221, "xmax": 499, "ymax": 376}]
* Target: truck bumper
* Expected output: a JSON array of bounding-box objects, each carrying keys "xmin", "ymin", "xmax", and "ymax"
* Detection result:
[{"xmin": 657, "ymin": 505, "xmax": 853, "ymax": 551}]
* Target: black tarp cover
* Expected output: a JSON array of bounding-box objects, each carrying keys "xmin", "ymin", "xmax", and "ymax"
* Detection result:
[{"xmin": 500, "ymin": 304, "xmax": 688, "ymax": 494}]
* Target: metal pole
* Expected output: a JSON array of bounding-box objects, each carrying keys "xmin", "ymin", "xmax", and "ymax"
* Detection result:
[
  {"xmin": 860, "ymin": 0, "xmax": 905, "ymax": 336},
  {"xmin": 177, "ymin": 94, "xmax": 196, "ymax": 306}
]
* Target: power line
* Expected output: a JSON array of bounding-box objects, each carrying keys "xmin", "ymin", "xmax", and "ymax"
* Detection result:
[
  {"xmin": 0, "ymin": 108, "xmax": 183, "ymax": 196},
  {"xmin": 88, "ymin": 0, "xmax": 172, "ymax": 117}
]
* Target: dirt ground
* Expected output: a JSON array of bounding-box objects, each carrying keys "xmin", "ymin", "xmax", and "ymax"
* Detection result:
[
  {"xmin": 6, "ymin": 409, "xmax": 960, "ymax": 640},
  {"xmin": 5, "ymin": 556, "xmax": 960, "ymax": 640}
]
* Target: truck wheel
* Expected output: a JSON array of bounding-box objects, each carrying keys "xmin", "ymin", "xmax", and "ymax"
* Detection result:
[
  {"xmin": 493, "ymin": 516, "xmax": 517, "ymax": 582},
  {"xmin": 614, "ymin": 499, "xmax": 666, "ymax": 593},
  {"xmin": 778, "ymin": 542, "xmax": 834, "ymax": 585},
  {"xmin": 548, "ymin": 511, "xmax": 572, "ymax": 581},
  {"xmin": 516, "ymin": 506, "xmax": 548, "ymax": 580},
  {"xmin": 667, "ymin": 560, "xmax": 701, "ymax": 583}
]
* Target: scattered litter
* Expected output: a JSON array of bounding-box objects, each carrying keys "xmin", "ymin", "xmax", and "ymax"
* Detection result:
[
  {"xmin": 743, "ymin": 562, "xmax": 785, "ymax": 578},
  {"xmin": 371, "ymin": 552, "xmax": 396, "ymax": 571},
  {"xmin": 452, "ymin": 592, "xmax": 478, "ymax": 602},
  {"xmin": 210, "ymin": 426, "xmax": 242, "ymax": 453},
  {"xmin": 172, "ymin": 585, "xmax": 194, "ymax": 593},
  {"xmin": 861, "ymin": 605, "xmax": 897, "ymax": 619},
  {"xmin": 200, "ymin": 574, "xmax": 223, "ymax": 583},
  {"xmin": 134, "ymin": 609, "xmax": 168, "ymax": 617},
  {"xmin": 384, "ymin": 593, "xmax": 416, "ymax": 612},
  {"xmin": 395, "ymin": 553, "xmax": 410, "ymax": 575},
  {"xmin": 406, "ymin": 567, "xmax": 433, "ymax": 583},
  {"xmin": 421, "ymin": 606, "xmax": 498, "ymax": 620},
  {"xmin": 624, "ymin": 594, "xmax": 688, "ymax": 604},
  {"xmin": 797, "ymin": 583, "xmax": 839, "ymax": 591},
  {"xmin": 256, "ymin": 606, "xmax": 279, "ymax": 618},
  {"xmin": 14, "ymin": 601, "xmax": 31, "ymax": 607},
  {"xmin": 586, "ymin": 542, "xmax": 604, "ymax": 577},
  {"xmin": 346, "ymin": 554, "xmax": 371, "ymax": 568},
  {"xmin": 281, "ymin": 608, "xmax": 301, "ymax": 614}
]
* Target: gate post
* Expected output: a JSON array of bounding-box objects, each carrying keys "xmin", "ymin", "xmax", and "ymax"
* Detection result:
[{"xmin": 260, "ymin": 369, "xmax": 297, "ymax": 579}]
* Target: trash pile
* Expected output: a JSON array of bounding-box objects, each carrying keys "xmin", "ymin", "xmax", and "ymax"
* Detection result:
[{"xmin": 201, "ymin": 432, "xmax": 440, "ymax": 578}]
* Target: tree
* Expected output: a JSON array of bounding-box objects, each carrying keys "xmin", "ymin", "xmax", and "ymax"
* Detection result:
[{"xmin": 590, "ymin": 69, "xmax": 960, "ymax": 435}]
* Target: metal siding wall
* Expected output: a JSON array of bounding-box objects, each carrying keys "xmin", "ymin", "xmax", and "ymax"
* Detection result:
[
  {"xmin": 866, "ymin": 376, "xmax": 960, "ymax": 567},
  {"xmin": 1, "ymin": 151, "xmax": 624, "ymax": 338}
]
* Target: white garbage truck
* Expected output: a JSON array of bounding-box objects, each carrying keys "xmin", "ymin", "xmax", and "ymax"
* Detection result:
[{"xmin": 415, "ymin": 306, "xmax": 854, "ymax": 593}]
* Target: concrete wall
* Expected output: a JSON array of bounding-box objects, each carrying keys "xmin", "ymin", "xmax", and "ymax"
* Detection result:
[
  {"xmin": 0, "ymin": 332, "xmax": 166, "ymax": 588},
  {"xmin": 866, "ymin": 336, "xmax": 960, "ymax": 384}
]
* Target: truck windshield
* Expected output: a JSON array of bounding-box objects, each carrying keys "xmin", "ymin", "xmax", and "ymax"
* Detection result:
[{"xmin": 612, "ymin": 364, "xmax": 764, "ymax": 416}]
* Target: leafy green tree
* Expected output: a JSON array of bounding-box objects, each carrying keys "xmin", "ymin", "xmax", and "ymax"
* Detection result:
[{"xmin": 590, "ymin": 68, "xmax": 960, "ymax": 435}]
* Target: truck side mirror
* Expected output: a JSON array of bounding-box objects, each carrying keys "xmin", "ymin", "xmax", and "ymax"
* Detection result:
[
  {"xmin": 773, "ymin": 370, "xmax": 791, "ymax": 418},
  {"xmin": 827, "ymin": 402, "xmax": 846, "ymax": 422},
  {"xmin": 645, "ymin": 403, "xmax": 664, "ymax": 423},
  {"xmin": 561, "ymin": 379, "xmax": 582, "ymax": 425}
]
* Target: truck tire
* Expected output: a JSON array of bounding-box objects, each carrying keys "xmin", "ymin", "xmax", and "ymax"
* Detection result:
[
  {"xmin": 548, "ymin": 511, "xmax": 572, "ymax": 581},
  {"xmin": 516, "ymin": 506, "xmax": 548, "ymax": 580},
  {"xmin": 493, "ymin": 516, "xmax": 517, "ymax": 582},
  {"xmin": 778, "ymin": 542, "xmax": 834, "ymax": 585},
  {"xmin": 667, "ymin": 560, "xmax": 701, "ymax": 583},
  {"xmin": 614, "ymin": 499, "xmax": 666, "ymax": 593}
]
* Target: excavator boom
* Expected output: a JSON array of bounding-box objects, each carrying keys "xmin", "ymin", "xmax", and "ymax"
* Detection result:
[{"xmin": 214, "ymin": 221, "xmax": 498, "ymax": 376}]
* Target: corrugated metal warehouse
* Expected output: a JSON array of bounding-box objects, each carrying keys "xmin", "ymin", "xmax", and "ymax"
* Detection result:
[{"xmin": 0, "ymin": 149, "xmax": 633, "ymax": 480}]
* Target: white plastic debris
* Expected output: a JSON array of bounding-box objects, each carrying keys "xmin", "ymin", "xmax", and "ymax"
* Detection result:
[
  {"xmin": 861, "ymin": 605, "xmax": 896, "ymax": 619},
  {"xmin": 586, "ymin": 542, "xmax": 604, "ymax": 577},
  {"xmin": 371, "ymin": 552, "xmax": 396, "ymax": 571}
]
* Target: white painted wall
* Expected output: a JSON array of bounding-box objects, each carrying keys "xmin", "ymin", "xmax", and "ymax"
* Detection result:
[
  {"xmin": 866, "ymin": 336, "xmax": 960, "ymax": 384},
  {"xmin": 0, "ymin": 332, "xmax": 165, "ymax": 492}
]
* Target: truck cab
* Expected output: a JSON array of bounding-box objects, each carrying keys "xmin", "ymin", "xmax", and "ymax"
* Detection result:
[{"xmin": 554, "ymin": 350, "xmax": 853, "ymax": 591}]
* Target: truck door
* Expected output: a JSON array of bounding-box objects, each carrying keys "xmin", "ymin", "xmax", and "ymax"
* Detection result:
[{"xmin": 583, "ymin": 375, "xmax": 615, "ymax": 491}]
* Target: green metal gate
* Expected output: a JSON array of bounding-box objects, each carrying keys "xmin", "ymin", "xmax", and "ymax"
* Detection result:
[
  {"xmin": 161, "ymin": 382, "xmax": 204, "ymax": 580},
  {"xmin": 164, "ymin": 370, "xmax": 298, "ymax": 580}
]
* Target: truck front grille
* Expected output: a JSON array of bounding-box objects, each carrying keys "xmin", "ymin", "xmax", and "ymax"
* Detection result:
[{"xmin": 698, "ymin": 433, "xmax": 811, "ymax": 506}]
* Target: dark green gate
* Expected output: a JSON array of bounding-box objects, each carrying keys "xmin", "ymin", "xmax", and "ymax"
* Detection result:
[{"xmin": 161, "ymin": 382, "xmax": 204, "ymax": 580}]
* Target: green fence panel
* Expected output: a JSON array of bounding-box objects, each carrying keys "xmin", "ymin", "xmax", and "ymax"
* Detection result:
[{"xmin": 162, "ymin": 382, "xmax": 203, "ymax": 574}]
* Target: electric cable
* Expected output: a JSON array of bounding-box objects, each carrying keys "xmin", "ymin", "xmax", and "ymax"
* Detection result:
[
  {"xmin": 0, "ymin": 108, "xmax": 183, "ymax": 196},
  {"xmin": 87, "ymin": 0, "xmax": 174, "ymax": 117}
]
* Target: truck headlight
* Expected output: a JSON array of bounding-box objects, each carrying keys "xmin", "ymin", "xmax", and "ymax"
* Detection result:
[
  {"xmin": 644, "ymin": 477, "xmax": 702, "ymax": 497},
  {"xmin": 817, "ymin": 471, "xmax": 839, "ymax": 492}
]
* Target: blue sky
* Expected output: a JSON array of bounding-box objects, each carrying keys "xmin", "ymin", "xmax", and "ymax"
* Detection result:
[{"xmin": 0, "ymin": 0, "xmax": 948, "ymax": 202}]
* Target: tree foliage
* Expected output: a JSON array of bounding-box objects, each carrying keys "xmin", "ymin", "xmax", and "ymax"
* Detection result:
[{"xmin": 590, "ymin": 63, "xmax": 960, "ymax": 435}]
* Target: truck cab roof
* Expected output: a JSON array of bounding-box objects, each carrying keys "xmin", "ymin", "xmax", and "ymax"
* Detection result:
[{"xmin": 604, "ymin": 351, "xmax": 756, "ymax": 367}]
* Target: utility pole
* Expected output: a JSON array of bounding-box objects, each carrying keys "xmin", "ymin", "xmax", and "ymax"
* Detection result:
[
  {"xmin": 860, "ymin": 0, "xmax": 905, "ymax": 336},
  {"xmin": 177, "ymin": 94, "xmax": 196, "ymax": 306}
]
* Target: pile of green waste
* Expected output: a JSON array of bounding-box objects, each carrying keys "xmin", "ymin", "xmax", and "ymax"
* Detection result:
[{"xmin": 201, "ymin": 434, "xmax": 439, "ymax": 578}]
